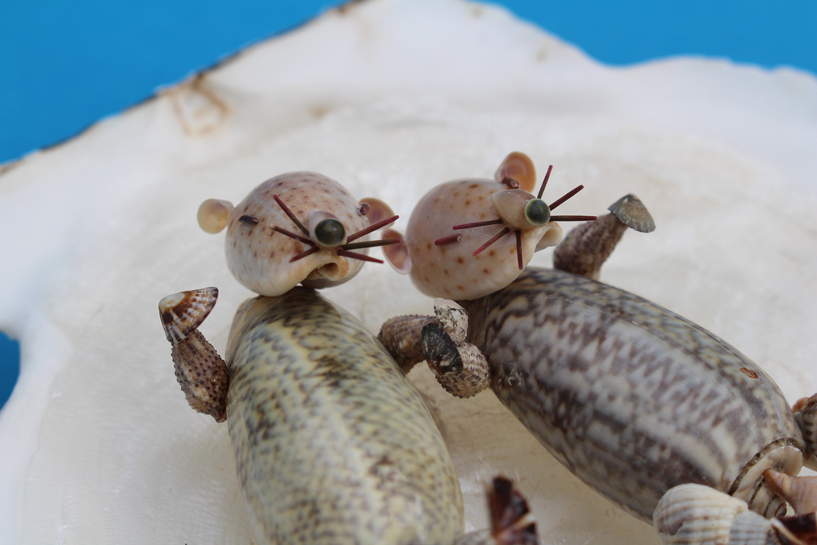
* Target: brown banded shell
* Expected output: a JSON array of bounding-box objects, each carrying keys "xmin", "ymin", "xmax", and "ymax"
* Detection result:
[{"xmin": 158, "ymin": 287, "xmax": 218, "ymax": 344}]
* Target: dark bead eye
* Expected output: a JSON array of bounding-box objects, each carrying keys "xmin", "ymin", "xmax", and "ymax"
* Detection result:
[
  {"xmin": 314, "ymin": 218, "xmax": 346, "ymax": 247},
  {"xmin": 524, "ymin": 198, "xmax": 551, "ymax": 226}
]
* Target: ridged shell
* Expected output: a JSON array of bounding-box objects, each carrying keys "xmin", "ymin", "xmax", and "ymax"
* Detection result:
[
  {"xmin": 158, "ymin": 287, "xmax": 218, "ymax": 344},
  {"xmin": 608, "ymin": 193, "xmax": 655, "ymax": 233},
  {"xmin": 463, "ymin": 268, "xmax": 804, "ymax": 521},
  {"xmin": 654, "ymin": 484, "xmax": 749, "ymax": 544}
]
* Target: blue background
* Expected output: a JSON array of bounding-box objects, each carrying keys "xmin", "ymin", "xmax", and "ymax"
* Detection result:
[{"xmin": 1, "ymin": 0, "xmax": 816, "ymax": 409}]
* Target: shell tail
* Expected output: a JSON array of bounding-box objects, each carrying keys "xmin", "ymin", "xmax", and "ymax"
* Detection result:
[{"xmin": 553, "ymin": 193, "xmax": 655, "ymax": 280}]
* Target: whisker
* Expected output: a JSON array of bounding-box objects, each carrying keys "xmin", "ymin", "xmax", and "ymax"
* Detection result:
[
  {"xmin": 289, "ymin": 246, "xmax": 320, "ymax": 262},
  {"xmin": 273, "ymin": 226, "xmax": 315, "ymax": 245},
  {"xmin": 347, "ymin": 215, "xmax": 399, "ymax": 243},
  {"xmin": 473, "ymin": 227, "xmax": 511, "ymax": 256},
  {"xmin": 273, "ymin": 195, "xmax": 309, "ymax": 237},
  {"xmin": 549, "ymin": 185, "xmax": 584, "ymax": 210},
  {"xmin": 342, "ymin": 239, "xmax": 400, "ymax": 251},
  {"xmin": 515, "ymin": 230, "xmax": 523, "ymax": 270},
  {"xmin": 337, "ymin": 249, "xmax": 385, "ymax": 264},
  {"xmin": 453, "ymin": 218, "xmax": 503, "ymax": 230},
  {"xmin": 435, "ymin": 234, "xmax": 462, "ymax": 246},
  {"xmin": 537, "ymin": 165, "xmax": 553, "ymax": 199},
  {"xmin": 550, "ymin": 215, "xmax": 598, "ymax": 222}
]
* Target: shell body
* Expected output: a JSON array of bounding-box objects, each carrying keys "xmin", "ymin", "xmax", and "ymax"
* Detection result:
[
  {"xmin": 223, "ymin": 287, "xmax": 464, "ymax": 545},
  {"xmin": 461, "ymin": 267, "xmax": 805, "ymax": 522},
  {"xmin": 224, "ymin": 172, "xmax": 370, "ymax": 296},
  {"xmin": 405, "ymin": 179, "xmax": 561, "ymax": 300}
]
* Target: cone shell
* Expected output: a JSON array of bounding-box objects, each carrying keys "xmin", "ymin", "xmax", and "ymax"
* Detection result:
[
  {"xmin": 405, "ymin": 179, "xmax": 561, "ymax": 300},
  {"xmin": 158, "ymin": 287, "xmax": 218, "ymax": 344},
  {"xmin": 224, "ymin": 172, "xmax": 370, "ymax": 296}
]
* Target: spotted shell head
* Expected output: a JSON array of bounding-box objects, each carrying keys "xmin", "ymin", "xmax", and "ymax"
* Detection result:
[
  {"xmin": 198, "ymin": 172, "xmax": 396, "ymax": 296},
  {"xmin": 384, "ymin": 152, "xmax": 595, "ymax": 300}
]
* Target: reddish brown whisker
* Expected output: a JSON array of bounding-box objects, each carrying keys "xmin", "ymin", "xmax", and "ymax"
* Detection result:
[
  {"xmin": 550, "ymin": 215, "xmax": 598, "ymax": 222},
  {"xmin": 473, "ymin": 226, "xmax": 511, "ymax": 256},
  {"xmin": 549, "ymin": 185, "xmax": 584, "ymax": 210},
  {"xmin": 347, "ymin": 215, "xmax": 399, "ymax": 243},
  {"xmin": 537, "ymin": 165, "xmax": 553, "ymax": 199},
  {"xmin": 273, "ymin": 226, "xmax": 315, "ymax": 245},
  {"xmin": 337, "ymin": 249, "xmax": 384, "ymax": 263},
  {"xmin": 342, "ymin": 239, "xmax": 400, "ymax": 251},
  {"xmin": 515, "ymin": 230, "xmax": 523, "ymax": 270},
  {"xmin": 435, "ymin": 234, "xmax": 462, "ymax": 246},
  {"xmin": 453, "ymin": 218, "xmax": 503, "ymax": 230},
  {"xmin": 273, "ymin": 195, "xmax": 309, "ymax": 236},
  {"xmin": 289, "ymin": 246, "xmax": 320, "ymax": 262}
]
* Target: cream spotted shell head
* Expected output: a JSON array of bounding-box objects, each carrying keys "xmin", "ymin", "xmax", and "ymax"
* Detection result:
[
  {"xmin": 199, "ymin": 172, "xmax": 386, "ymax": 296},
  {"xmin": 404, "ymin": 178, "xmax": 563, "ymax": 300}
]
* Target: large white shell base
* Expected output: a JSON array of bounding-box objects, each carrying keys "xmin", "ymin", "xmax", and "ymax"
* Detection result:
[{"xmin": 0, "ymin": 0, "xmax": 815, "ymax": 544}]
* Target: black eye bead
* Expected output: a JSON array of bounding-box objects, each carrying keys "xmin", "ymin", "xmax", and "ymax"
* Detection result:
[
  {"xmin": 314, "ymin": 218, "xmax": 346, "ymax": 247},
  {"xmin": 524, "ymin": 199, "xmax": 551, "ymax": 226}
]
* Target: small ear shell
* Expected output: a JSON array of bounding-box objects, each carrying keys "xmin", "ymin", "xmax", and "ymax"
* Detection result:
[
  {"xmin": 382, "ymin": 228, "xmax": 411, "ymax": 274},
  {"xmin": 495, "ymin": 152, "xmax": 536, "ymax": 193},
  {"xmin": 158, "ymin": 287, "xmax": 218, "ymax": 344},
  {"xmin": 197, "ymin": 199, "xmax": 234, "ymax": 233}
]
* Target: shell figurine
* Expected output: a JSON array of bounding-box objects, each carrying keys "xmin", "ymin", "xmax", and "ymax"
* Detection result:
[
  {"xmin": 378, "ymin": 182, "xmax": 817, "ymax": 545},
  {"xmin": 382, "ymin": 152, "xmax": 598, "ymax": 300},
  {"xmin": 158, "ymin": 171, "xmax": 537, "ymax": 545}
]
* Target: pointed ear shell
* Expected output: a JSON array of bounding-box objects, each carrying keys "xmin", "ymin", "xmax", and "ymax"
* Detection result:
[
  {"xmin": 495, "ymin": 152, "xmax": 536, "ymax": 193},
  {"xmin": 197, "ymin": 199, "xmax": 234, "ymax": 233},
  {"xmin": 158, "ymin": 287, "xmax": 218, "ymax": 344},
  {"xmin": 382, "ymin": 228, "xmax": 411, "ymax": 274}
]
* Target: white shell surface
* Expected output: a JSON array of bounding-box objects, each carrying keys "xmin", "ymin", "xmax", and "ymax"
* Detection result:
[{"xmin": 0, "ymin": 1, "xmax": 815, "ymax": 544}]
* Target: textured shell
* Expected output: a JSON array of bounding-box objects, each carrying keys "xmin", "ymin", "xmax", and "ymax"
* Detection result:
[
  {"xmin": 225, "ymin": 172, "xmax": 369, "ymax": 296},
  {"xmin": 462, "ymin": 267, "xmax": 804, "ymax": 522},
  {"xmin": 405, "ymin": 179, "xmax": 561, "ymax": 300},
  {"xmin": 223, "ymin": 288, "xmax": 464, "ymax": 545},
  {"xmin": 654, "ymin": 484, "xmax": 775, "ymax": 545},
  {"xmin": 158, "ymin": 287, "xmax": 218, "ymax": 344}
]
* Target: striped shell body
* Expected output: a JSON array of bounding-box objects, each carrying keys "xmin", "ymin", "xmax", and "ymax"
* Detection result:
[
  {"xmin": 223, "ymin": 287, "xmax": 464, "ymax": 545},
  {"xmin": 461, "ymin": 267, "xmax": 805, "ymax": 523}
]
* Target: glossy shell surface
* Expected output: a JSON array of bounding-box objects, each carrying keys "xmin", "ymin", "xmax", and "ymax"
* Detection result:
[
  {"xmin": 223, "ymin": 288, "xmax": 464, "ymax": 545},
  {"xmin": 462, "ymin": 267, "xmax": 805, "ymax": 522},
  {"xmin": 225, "ymin": 172, "xmax": 369, "ymax": 296},
  {"xmin": 405, "ymin": 179, "xmax": 560, "ymax": 300}
]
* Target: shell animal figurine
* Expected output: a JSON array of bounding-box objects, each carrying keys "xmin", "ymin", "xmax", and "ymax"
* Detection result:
[
  {"xmin": 378, "ymin": 188, "xmax": 817, "ymax": 545},
  {"xmin": 158, "ymin": 172, "xmax": 537, "ymax": 545},
  {"xmin": 382, "ymin": 152, "xmax": 597, "ymax": 300}
]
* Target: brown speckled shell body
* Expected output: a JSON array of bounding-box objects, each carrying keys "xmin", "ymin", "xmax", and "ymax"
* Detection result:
[
  {"xmin": 462, "ymin": 267, "xmax": 805, "ymax": 523},
  {"xmin": 225, "ymin": 172, "xmax": 369, "ymax": 296},
  {"xmin": 406, "ymin": 179, "xmax": 554, "ymax": 300},
  {"xmin": 223, "ymin": 288, "xmax": 464, "ymax": 545}
]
